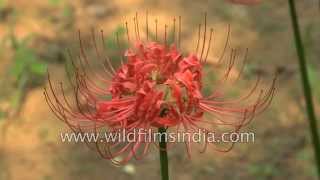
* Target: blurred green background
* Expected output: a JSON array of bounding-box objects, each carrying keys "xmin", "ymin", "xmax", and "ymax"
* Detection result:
[{"xmin": 0, "ymin": 0, "xmax": 319, "ymax": 180}]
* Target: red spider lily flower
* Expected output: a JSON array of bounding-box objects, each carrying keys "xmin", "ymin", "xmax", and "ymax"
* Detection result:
[{"xmin": 44, "ymin": 13, "xmax": 276, "ymax": 165}]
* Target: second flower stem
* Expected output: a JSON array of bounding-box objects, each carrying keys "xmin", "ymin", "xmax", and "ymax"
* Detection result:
[{"xmin": 288, "ymin": 0, "xmax": 320, "ymax": 178}]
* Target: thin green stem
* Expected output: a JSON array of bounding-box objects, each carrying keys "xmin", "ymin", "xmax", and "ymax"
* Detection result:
[
  {"xmin": 288, "ymin": 0, "xmax": 320, "ymax": 178},
  {"xmin": 158, "ymin": 127, "xmax": 169, "ymax": 180}
]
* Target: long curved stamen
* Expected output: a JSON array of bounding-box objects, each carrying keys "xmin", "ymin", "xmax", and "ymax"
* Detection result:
[{"xmin": 200, "ymin": 12, "xmax": 207, "ymax": 62}]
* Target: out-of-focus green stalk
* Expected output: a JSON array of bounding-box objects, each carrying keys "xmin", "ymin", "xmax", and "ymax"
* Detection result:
[
  {"xmin": 288, "ymin": 0, "xmax": 320, "ymax": 178},
  {"xmin": 158, "ymin": 127, "xmax": 169, "ymax": 180}
]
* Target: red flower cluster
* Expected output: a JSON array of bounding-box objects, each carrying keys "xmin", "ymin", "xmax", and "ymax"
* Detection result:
[
  {"xmin": 44, "ymin": 13, "xmax": 275, "ymax": 165},
  {"xmin": 102, "ymin": 42, "xmax": 203, "ymax": 129}
]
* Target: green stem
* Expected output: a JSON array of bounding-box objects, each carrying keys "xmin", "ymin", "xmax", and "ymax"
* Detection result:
[
  {"xmin": 158, "ymin": 127, "xmax": 169, "ymax": 180},
  {"xmin": 288, "ymin": 0, "xmax": 320, "ymax": 178}
]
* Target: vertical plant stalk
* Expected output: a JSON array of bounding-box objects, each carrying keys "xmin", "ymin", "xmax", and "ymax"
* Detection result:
[
  {"xmin": 158, "ymin": 127, "xmax": 169, "ymax": 180},
  {"xmin": 288, "ymin": 0, "xmax": 320, "ymax": 177}
]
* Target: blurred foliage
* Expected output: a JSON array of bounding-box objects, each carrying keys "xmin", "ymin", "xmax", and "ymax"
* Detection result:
[
  {"xmin": 297, "ymin": 147, "xmax": 318, "ymax": 178},
  {"xmin": 104, "ymin": 25, "xmax": 128, "ymax": 65},
  {"xmin": 308, "ymin": 65, "xmax": 320, "ymax": 103},
  {"xmin": 105, "ymin": 26, "xmax": 127, "ymax": 50},
  {"xmin": 0, "ymin": 0, "xmax": 7, "ymax": 9},
  {"xmin": 202, "ymin": 64, "xmax": 217, "ymax": 96},
  {"xmin": 247, "ymin": 163, "xmax": 279, "ymax": 180},
  {"xmin": 46, "ymin": 0, "xmax": 73, "ymax": 28},
  {"xmin": 10, "ymin": 36, "xmax": 47, "ymax": 81},
  {"xmin": 62, "ymin": 5, "xmax": 72, "ymax": 18},
  {"xmin": 48, "ymin": 0, "xmax": 62, "ymax": 6},
  {"xmin": 0, "ymin": 26, "xmax": 47, "ymax": 114},
  {"xmin": 302, "ymin": 17, "xmax": 319, "ymax": 103},
  {"xmin": 0, "ymin": 110, "xmax": 5, "ymax": 121},
  {"xmin": 147, "ymin": 27, "xmax": 175, "ymax": 46}
]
